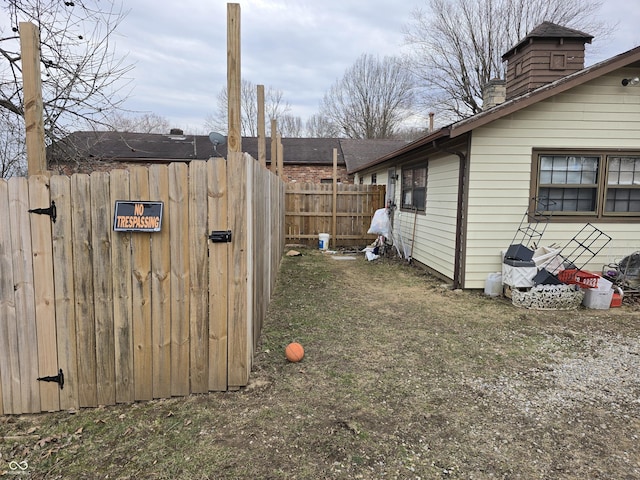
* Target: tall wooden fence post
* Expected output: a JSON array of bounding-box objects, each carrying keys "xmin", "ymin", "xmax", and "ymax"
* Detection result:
[
  {"xmin": 332, "ymin": 149, "xmax": 338, "ymax": 248},
  {"xmin": 227, "ymin": 3, "xmax": 241, "ymax": 154},
  {"xmin": 257, "ymin": 85, "xmax": 266, "ymax": 168},
  {"xmin": 277, "ymin": 134, "xmax": 284, "ymax": 179},
  {"xmin": 19, "ymin": 22, "xmax": 46, "ymax": 176},
  {"xmin": 270, "ymin": 119, "xmax": 278, "ymax": 174}
]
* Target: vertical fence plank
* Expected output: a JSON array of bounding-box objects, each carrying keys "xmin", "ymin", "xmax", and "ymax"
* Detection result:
[
  {"xmin": 253, "ymin": 161, "xmax": 268, "ymax": 349},
  {"xmin": 245, "ymin": 155, "xmax": 255, "ymax": 374},
  {"xmin": 271, "ymin": 174, "xmax": 280, "ymax": 295},
  {"xmin": 208, "ymin": 158, "xmax": 228, "ymax": 391},
  {"xmin": 90, "ymin": 172, "xmax": 115, "ymax": 406},
  {"xmin": 130, "ymin": 166, "xmax": 153, "ymax": 401},
  {"xmin": 253, "ymin": 161, "xmax": 261, "ymax": 349},
  {"xmin": 0, "ymin": 178, "xmax": 20, "ymax": 415},
  {"xmin": 71, "ymin": 174, "xmax": 97, "ymax": 408},
  {"xmin": 110, "ymin": 169, "xmax": 134, "ymax": 403},
  {"xmin": 29, "ymin": 174, "xmax": 59, "ymax": 412},
  {"xmin": 189, "ymin": 160, "xmax": 209, "ymax": 393},
  {"xmin": 227, "ymin": 152, "xmax": 250, "ymax": 388},
  {"xmin": 0, "ymin": 183, "xmax": 5, "ymax": 415},
  {"xmin": 169, "ymin": 163, "xmax": 190, "ymax": 396},
  {"xmin": 50, "ymin": 175, "xmax": 79, "ymax": 411},
  {"xmin": 149, "ymin": 165, "xmax": 172, "ymax": 399},
  {"xmin": 9, "ymin": 177, "xmax": 40, "ymax": 413}
]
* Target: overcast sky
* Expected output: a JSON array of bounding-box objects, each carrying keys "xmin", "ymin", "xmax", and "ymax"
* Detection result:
[{"xmin": 113, "ymin": 0, "xmax": 640, "ymax": 134}]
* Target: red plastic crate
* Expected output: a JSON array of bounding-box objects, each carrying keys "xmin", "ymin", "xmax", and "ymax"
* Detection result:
[{"xmin": 557, "ymin": 269, "xmax": 600, "ymax": 288}]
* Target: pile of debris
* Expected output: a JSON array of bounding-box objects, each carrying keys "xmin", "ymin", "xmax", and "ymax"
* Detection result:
[{"xmin": 491, "ymin": 203, "xmax": 623, "ymax": 310}]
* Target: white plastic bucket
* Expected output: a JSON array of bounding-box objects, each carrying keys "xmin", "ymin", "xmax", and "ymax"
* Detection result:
[
  {"xmin": 318, "ymin": 233, "xmax": 330, "ymax": 250},
  {"xmin": 484, "ymin": 272, "xmax": 503, "ymax": 296}
]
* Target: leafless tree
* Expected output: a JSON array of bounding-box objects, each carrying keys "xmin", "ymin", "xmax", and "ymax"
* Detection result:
[
  {"xmin": 393, "ymin": 126, "xmax": 429, "ymax": 142},
  {"xmin": 319, "ymin": 54, "xmax": 415, "ymax": 139},
  {"xmin": 0, "ymin": 0, "xmax": 132, "ymax": 177},
  {"xmin": 0, "ymin": 110, "xmax": 27, "ymax": 177},
  {"xmin": 404, "ymin": 0, "xmax": 609, "ymax": 121},
  {"xmin": 278, "ymin": 114, "xmax": 304, "ymax": 138},
  {"xmin": 206, "ymin": 79, "xmax": 291, "ymax": 137},
  {"xmin": 101, "ymin": 112, "xmax": 171, "ymax": 134},
  {"xmin": 305, "ymin": 114, "xmax": 341, "ymax": 138}
]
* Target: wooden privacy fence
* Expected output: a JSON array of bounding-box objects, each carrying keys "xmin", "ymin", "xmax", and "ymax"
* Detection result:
[
  {"xmin": 285, "ymin": 183, "xmax": 386, "ymax": 247},
  {"xmin": 0, "ymin": 153, "xmax": 285, "ymax": 415}
]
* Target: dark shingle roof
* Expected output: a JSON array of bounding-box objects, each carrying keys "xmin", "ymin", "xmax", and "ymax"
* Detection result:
[
  {"xmin": 50, "ymin": 132, "xmax": 405, "ymax": 170},
  {"xmin": 527, "ymin": 21, "xmax": 593, "ymax": 39},
  {"xmin": 340, "ymin": 139, "xmax": 407, "ymax": 173},
  {"xmin": 502, "ymin": 21, "xmax": 593, "ymax": 60}
]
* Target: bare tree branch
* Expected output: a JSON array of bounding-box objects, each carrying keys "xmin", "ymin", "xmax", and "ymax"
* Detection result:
[
  {"xmin": 206, "ymin": 79, "xmax": 291, "ymax": 137},
  {"xmin": 305, "ymin": 114, "xmax": 340, "ymax": 138},
  {"xmin": 320, "ymin": 54, "xmax": 415, "ymax": 139},
  {"xmin": 404, "ymin": 0, "xmax": 611, "ymax": 120},
  {"xmin": 0, "ymin": 0, "xmax": 133, "ymax": 176}
]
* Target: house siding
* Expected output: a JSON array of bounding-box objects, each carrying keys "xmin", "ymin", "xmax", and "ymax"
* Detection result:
[
  {"xmin": 464, "ymin": 69, "xmax": 640, "ymax": 288},
  {"xmin": 391, "ymin": 154, "xmax": 460, "ymax": 280}
]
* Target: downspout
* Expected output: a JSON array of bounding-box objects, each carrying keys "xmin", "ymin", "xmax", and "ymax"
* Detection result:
[{"xmin": 432, "ymin": 137, "xmax": 469, "ymax": 290}]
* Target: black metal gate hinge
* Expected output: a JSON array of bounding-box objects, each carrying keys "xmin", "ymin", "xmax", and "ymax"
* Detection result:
[
  {"xmin": 208, "ymin": 230, "xmax": 232, "ymax": 243},
  {"xmin": 28, "ymin": 201, "xmax": 56, "ymax": 223},
  {"xmin": 37, "ymin": 369, "xmax": 64, "ymax": 390}
]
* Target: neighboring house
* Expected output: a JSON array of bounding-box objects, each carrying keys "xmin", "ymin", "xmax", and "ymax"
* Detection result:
[
  {"xmin": 48, "ymin": 132, "xmax": 405, "ymax": 184},
  {"xmin": 354, "ymin": 22, "xmax": 640, "ymax": 289}
]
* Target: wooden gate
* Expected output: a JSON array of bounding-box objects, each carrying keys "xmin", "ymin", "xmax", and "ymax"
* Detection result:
[
  {"xmin": 285, "ymin": 183, "xmax": 386, "ymax": 247},
  {"xmin": 0, "ymin": 154, "xmax": 285, "ymax": 415}
]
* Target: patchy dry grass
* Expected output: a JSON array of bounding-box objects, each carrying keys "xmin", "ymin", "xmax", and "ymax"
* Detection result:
[{"xmin": 1, "ymin": 248, "xmax": 639, "ymax": 479}]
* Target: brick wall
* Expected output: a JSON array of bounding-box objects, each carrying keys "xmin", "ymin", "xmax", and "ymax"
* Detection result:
[
  {"xmin": 49, "ymin": 158, "xmax": 130, "ymax": 176},
  {"xmin": 279, "ymin": 165, "xmax": 353, "ymax": 184}
]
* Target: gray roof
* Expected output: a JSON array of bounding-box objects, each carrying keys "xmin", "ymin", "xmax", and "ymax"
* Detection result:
[
  {"xmin": 502, "ymin": 21, "xmax": 593, "ymax": 60},
  {"xmin": 340, "ymin": 139, "xmax": 408, "ymax": 173},
  {"xmin": 49, "ymin": 131, "xmax": 406, "ymax": 170}
]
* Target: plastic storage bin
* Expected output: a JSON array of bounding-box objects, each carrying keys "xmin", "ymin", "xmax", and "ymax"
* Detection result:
[{"xmin": 582, "ymin": 277, "xmax": 614, "ymax": 309}]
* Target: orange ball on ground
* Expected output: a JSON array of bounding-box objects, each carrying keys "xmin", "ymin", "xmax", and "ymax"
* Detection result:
[{"xmin": 285, "ymin": 342, "xmax": 304, "ymax": 362}]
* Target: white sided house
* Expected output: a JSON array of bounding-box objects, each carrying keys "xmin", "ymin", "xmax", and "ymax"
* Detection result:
[{"xmin": 354, "ymin": 22, "xmax": 640, "ymax": 289}]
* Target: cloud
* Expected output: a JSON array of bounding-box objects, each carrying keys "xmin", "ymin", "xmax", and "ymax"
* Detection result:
[{"xmin": 77, "ymin": 0, "xmax": 640, "ymax": 132}]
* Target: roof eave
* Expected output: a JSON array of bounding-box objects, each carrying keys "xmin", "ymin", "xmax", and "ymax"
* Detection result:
[
  {"xmin": 351, "ymin": 128, "xmax": 450, "ymax": 173},
  {"xmin": 451, "ymin": 46, "xmax": 640, "ymax": 138}
]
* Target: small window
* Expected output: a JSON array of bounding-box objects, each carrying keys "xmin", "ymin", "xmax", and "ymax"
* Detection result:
[
  {"xmin": 371, "ymin": 173, "xmax": 377, "ymax": 185},
  {"xmin": 401, "ymin": 165, "xmax": 427, "ymax": 211}
]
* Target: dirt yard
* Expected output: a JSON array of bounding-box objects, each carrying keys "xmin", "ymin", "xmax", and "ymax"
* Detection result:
[{"xmin": 1, "ymin": 248, "xmax": 639, "ymax": 479}]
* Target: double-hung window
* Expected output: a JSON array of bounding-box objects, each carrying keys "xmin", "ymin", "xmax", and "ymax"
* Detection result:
[
  {"xmin": 401, "ymin": 164, "xmax": 427, "ymax": 211},
  {"xmin": 606, "ymin": 156, "xmax": 640, "ymax": 214},
  {"xmin": 533, "ymin": 150, "xmax": 640, "ymax": 219}
]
